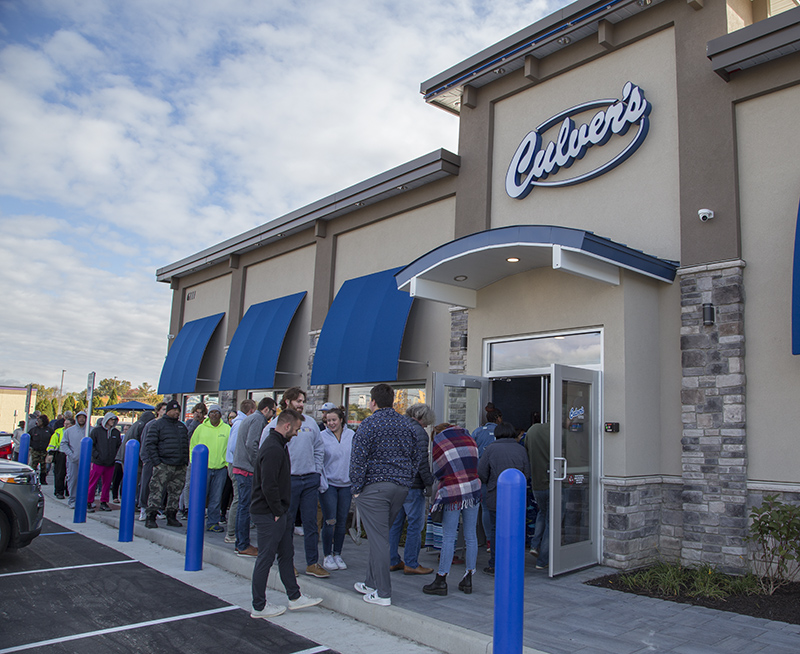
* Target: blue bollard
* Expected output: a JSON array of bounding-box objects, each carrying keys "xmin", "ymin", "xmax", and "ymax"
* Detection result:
[
  {"xmin": 118, "ymin": 440, "xmax": 140, "ymax": 542},
  {"xmin": 19, "ymin": 433, "xmax": 30, "ymax": 465},
  {"xmin": 494, "ymin": 468, "xmax": 526, "ymax": 654},
  {"xmin": 73, "ymin": 437, "xmax": 93, "ymax": 523},
  {"xmin": 185, "ymin": 444, "xmax": 209, "ymax": 571}
]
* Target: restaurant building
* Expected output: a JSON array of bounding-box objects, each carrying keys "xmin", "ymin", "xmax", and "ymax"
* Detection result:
[{"xmin": 156, "ymin": 0, "xmax": 800, "ymax": 575}]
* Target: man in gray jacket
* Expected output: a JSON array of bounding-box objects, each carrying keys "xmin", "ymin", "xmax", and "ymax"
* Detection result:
[
  {"xmin": 60, "ymin": 411, "xmax": 88, "ymax": 508},
  {"xmin": 231, "ymin": 397, "xmax": 275, "ymax": 556}
]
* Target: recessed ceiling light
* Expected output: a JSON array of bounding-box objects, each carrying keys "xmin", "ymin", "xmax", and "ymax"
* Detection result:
[
  {"xmin": 507, "ymin": 257, "xmax": 520, "ymax": 263},
  {"xmin": 454, "ymin": 275, "xmax": 468, "ymax": 282},
  {"xmin": 554, "ymin": 336, "xmax": 566, "ymax": 340}
]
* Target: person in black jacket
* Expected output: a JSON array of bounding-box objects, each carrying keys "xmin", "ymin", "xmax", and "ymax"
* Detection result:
[
  {"xmin": 28, "ymin": 414, "xmax": 52, "ymax": 485},
  {"xmin": 144, "ymin": 400, "xmax": 189, "ymax": 529},
  {"xmin": 87, "ymin": 412, "xmax": 122, "ymax": 512},
  {"xmin": 477, "ymin": 422, "xmax": 530, "ymax": 574},
  {"xmin": 250, "ymin": 409, "xmax": 322, "ymax": 619}
]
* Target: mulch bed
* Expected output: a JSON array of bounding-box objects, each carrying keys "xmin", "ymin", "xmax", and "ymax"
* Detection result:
[{"xmin": 586, "ymin": 573, "xmax": 800, "ymax": 626}]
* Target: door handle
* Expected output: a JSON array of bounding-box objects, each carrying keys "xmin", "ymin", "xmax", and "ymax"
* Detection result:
[{"xmin": 553, "ymin": 457, "xmax": 567, "ymax": 481}]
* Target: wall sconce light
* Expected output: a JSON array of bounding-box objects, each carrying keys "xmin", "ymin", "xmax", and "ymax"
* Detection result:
[
  {"xmin": 702, "ymin": 303, "xmax": 715, "ymax": 326},
  {"xmin": 460, "ymin": 334, "xmax": 468, "ymax": 349}
]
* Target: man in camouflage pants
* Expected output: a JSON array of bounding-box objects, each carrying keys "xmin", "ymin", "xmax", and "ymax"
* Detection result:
[{"xmin": 144, "ymin": 400, "xmax": 190, "ymax": 529}]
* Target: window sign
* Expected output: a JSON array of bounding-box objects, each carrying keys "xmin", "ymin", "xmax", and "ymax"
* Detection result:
[
  {"xmin": 488, "ymin": 331, "xmax": 601, "ymax": 374},
  {"xmin": 506, "ymin": 82, "xmax": 651, "ymax": 198}
]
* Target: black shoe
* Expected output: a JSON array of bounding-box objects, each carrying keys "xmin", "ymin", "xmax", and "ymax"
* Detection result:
[
  {"xmin": 87, "ymin": 503, "xmax": 96, "ymax": 513},
  {"xmin": 166, "ymin": 511, "xmax": 183, "ymax": 528},
  {"xmin": 145, "ymin": 514, "xmax": 158, "ymax": 529},
  {"xmin": 99, "ymin": 502, "xmax": 111, "ymax": 511},
  {"xmin": 423, "ymin": 574, "xmax": 448, "ymax": 596},
  {"xmin": 458, "ymin": 571, "xmax": 473, "ymax": 594},
  {"xmin": 55, "ymin": 493, "xmax": 65, "ymax": 500},
  {"xmin": 483, "ymin": 566, "xmax": 495, "ymax": 575}
]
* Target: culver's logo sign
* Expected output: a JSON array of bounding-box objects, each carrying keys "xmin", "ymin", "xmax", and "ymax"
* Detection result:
[{"xmin": 506, "ymin": 82, "xmax": 651, "ymax": 198}]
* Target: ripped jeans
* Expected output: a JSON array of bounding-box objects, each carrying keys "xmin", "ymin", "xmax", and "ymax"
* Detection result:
[{"xmin": 319, "ymin": 484, "xmax": 352, "ymax": 556}]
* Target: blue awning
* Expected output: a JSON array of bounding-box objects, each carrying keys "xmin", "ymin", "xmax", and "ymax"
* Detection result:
[
  {"xmin": 395, "ymin": 225, "xmax": 679, "ymax": 308},
  {"xmin": 311, "ymin": 268, "xmax": 414, "ymax": 386},
  {"xmin": 219, "ymin": 292, "xmax": 306, "ymax": 390},
  {"xmin": 792, "ymin": 196, "xmax": 800, "ymax": 355},
  {"xmin": 157, "ymin": 313, "xmax": 225, "ymax": 395}
]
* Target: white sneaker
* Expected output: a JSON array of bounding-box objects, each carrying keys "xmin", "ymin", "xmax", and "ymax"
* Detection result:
[
  {"xmin": 333, "ymin": 555, "xmax": 347, "ymax": 570},
  {"xmin": 323, "ymin": 555, "xmax": 339, "ymax": 571},
  {"xmin": 224, "ymin": 535, "xmax": 235, "ymax": 543},
  {"xmin": 363, "ymin": 590, "xmax": 391, "ymax": 606},
  {"xmin": 354, "ymin": 582, "xmax": 376, "ymax": 595},
  {"xmin": 288, "ymin": 594, "xmax": 322, "ymax": 611},
  {"xmin": 137, "ymin": 509, "xmax": 146, "ymax": 522},
  {"xmin": 251, "ymin": 603, "xmax": 286, "ymax": 618},
  {"xmin": 293, "ymin": 526, "xmax": 304, "ymax": 536}
]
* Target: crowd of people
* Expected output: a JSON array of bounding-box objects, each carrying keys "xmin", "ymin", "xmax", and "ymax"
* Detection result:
[{"xmin": 13, "ymin": 387, "xmax": 552, "ymax": 616}]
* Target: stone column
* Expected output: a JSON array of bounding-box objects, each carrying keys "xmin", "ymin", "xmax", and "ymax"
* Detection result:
[
  {"xmin": 306, "ymin": 329, "xmax": 327, "ymax": 417},
  {"xmin": 449, "ymin": 307, "xmax": 468, "ymax": 375},
  {"xmin": 678, "ymin": 260, "xmax": 748, "ymax": 574}
]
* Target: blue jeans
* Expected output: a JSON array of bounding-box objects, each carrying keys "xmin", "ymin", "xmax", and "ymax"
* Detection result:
[
  {"xmin": 389, "ymin": 487, "xmax": 426, "ymax": 568},
  {"xmin": 235, "ymin": 473, "xmax": 253, "ymax": 551},
  {"xmin": 319, "ymin": 484, "xmax": 352, "ymax": 556},
  {"xmin": 439, "ymin": 504, "xmax": 479, "ymax": 575},
  {"xmin": 531, "ymin": 489, "xmax": 550, "ymax": 567},
  {"xmin": 482, "ymin": 506, "xmax": 496, "ymax": 567},
  {"xmin": 205, "ymin": 467, "xmax": 228, "ymax": 527},
  {"xmin": 289, "ymin": 473, "xmax": 320, "ymax": 566}
]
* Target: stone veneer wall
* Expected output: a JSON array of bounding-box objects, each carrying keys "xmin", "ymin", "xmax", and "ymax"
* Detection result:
[
  {"xmin": 306, "ymin": 328, "xmax": 327, "ymax": 416},
  {"xmin": 603, "ymin": 477, "xmax": 683, "ymax": 569},
  {"xmin": 678, "ymin": 260, "xmax": 748, "ymax": 574},
  {"xmin": 449, "ymin": 307, "xmax": 468, "ymax": 374}
]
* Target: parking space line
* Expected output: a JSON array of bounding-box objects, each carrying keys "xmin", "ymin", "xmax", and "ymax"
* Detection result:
[
  {"xmin": 0, "ymin": 606, "xmax": 239, "ymax": 653},
  {"xmin": 292, "ymin": 648, "xmax": 332, "ymax": 654},
  {"xmin": 0, "ymin": 559, "xmax": 137, "ymax": 578},
  {"xmin": 38, "ymin": 531, "xmax": 79, "ymax": 536}
]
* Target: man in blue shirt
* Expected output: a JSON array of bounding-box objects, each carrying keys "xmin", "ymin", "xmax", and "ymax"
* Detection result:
[{"xmin": 350, "ymin": 383, "xmax": 419, "ymax": 607}]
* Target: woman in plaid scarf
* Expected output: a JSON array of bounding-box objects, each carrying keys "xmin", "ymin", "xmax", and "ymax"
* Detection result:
[{"xmin": 423, "ymin": 423, "xmax": 481, "ymax": 596}]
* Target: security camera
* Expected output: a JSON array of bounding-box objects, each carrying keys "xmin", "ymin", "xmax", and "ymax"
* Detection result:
[{"xmin": 698, "ymin": 209, "xmax": 714, "ymax": 222}]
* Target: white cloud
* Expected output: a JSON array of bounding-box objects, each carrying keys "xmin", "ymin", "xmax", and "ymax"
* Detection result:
[{"xmin": 0, "ymin": 0, "xmax": 566, "ymax": 389}]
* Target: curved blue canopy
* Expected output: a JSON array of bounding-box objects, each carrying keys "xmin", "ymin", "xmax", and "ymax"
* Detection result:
[
  {"xmin": 219, "ymin": 292, "xmax": 306, "ymax": 390},
  {"xmin": 157, "ymin": 313, "xmax": 224, "ymax": 395},
  {"xmin": 311, "ymin": 268, "xmax": 413, "ymax": 386}
]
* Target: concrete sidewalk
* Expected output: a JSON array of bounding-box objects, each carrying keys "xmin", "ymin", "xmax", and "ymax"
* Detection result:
[{"xmin": 49, "ymin": 496, "xmax": 800, "ymax": 654}]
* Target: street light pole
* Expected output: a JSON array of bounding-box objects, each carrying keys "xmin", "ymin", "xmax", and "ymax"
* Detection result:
[{"xmin": 59, "ymin": 369, "xmax": 65, "ymax": 413}]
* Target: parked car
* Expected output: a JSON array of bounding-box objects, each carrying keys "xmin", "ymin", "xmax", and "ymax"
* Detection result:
[
  {"xmin": 0, "ymin": 432, "xmax": 13, "ymax": 459},
  {"xmin": 0, "ymin": 458, "xmax": 44, "ymax": 556}
]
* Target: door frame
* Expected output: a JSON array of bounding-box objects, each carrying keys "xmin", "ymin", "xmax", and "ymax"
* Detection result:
[{"xmin": 549, "ymin": 364, "xmax": 602, "ymax": 576}]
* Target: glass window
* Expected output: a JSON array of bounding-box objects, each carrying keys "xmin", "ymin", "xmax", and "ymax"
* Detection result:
[
  {"xmin": 182, "ymin": 393, "xmax": 219, "ymax": 422},
  {"xmin": 488, "ymin": 331, "xmax": 601, "ymax": 374},
  {"xmin": 344, "ymin": 384, "xmax": 426, "ymax": 431}
]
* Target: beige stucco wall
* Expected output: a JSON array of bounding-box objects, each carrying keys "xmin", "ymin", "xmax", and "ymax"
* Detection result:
[
  {"xmin": 333, "ymin": 197, "xmax": 456, "ymax": 292},
  {"xmin": 333, "ymin": 199, "xmax": 456, "ymax": 384},
  {"xmin": 737, "ymin": 83, "xmax": 800, "ymax": 484},
  {"xmin": 242, "ymin": 245, "xmax": 317, "ymax": 390},
  {"xmin": 491, "ymin": 28, "xmax": 681, "ymax": 263},
  {"xmin": 467, "ymin": 266, "xmax": 679, "ymax": 477}
]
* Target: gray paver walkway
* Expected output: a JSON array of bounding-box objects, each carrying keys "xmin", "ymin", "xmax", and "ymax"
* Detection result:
[{"xmin": 54, "ymin": 497, "xmax": 800, "ymax": 654}]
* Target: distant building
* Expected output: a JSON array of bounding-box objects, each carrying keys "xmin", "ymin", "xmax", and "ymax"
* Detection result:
[{"xmin": 0, "ymin": 386, "xmax": 38, "ymax": 432}]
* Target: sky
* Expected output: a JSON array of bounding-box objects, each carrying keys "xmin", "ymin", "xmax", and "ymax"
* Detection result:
[{"xmin": 0, "ymin": 0, "xmax": 565, "ymax": 394}]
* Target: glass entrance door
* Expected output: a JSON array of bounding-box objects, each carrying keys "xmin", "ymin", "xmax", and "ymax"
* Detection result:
[
  {"xmin": 549, "ymin": 364, "xmax": 600, "ymax": 576},
  {"xmin": 432, "ymin": 373, "xmax": 489, "ymax": 433}
]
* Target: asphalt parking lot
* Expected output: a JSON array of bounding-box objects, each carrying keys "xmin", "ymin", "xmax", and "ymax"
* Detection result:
[{"xmin": 0, "ymin": 519, "xmax": 337, "ymax": 654}]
